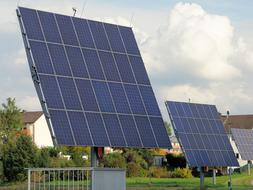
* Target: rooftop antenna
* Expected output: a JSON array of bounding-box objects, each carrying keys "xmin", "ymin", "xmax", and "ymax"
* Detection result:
[
  {"xmin": 129, "ymin": 12, "xmax": 135, "ymax": 27},
  {"xmin": 17, "ymin": 0, "xmax": 21, "ymax": 6},
  {"xmin": 81, "ymin": 0, "xmax": 89, "ymax": 18},
  {"xmin": 72, "ymin": 7, "xmax": 77, "ymax": 17},
  {"xmin": 188, "ymin": 98, "xmax": 191, "ymax": 103}
]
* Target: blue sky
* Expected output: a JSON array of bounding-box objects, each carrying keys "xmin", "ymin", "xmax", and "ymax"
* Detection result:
[{"xmin": 0, "ymin": 0, "xmax": 253, "ymax": 121}]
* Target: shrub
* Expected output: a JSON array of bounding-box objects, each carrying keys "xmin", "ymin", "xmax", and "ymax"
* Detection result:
[
  {"xmin": 101, "ymin": 152, "xmax": 126, "ymax": 168},
  {"xmin": 148, "ymin": 166, "xmax": 169, "ymax": 178},
  {"xmin": 127, "ymin": 162, "xmax": 147, "ymax": 177},
  {"xmin": 0, "ymin": 160, "xmax": 4, "ymax": 183},
  {"xmin": 171, "ymin": 167, "xmax": 193, "ymax": 178},
  {"xmin": 3, "ymin": 135, "xmax": 38, "ymax": 181}
]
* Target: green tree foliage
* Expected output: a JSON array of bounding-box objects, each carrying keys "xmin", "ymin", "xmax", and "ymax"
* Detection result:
[
  {"xmin": 166, "ymin": 153, "xmax": 186, "ymax": 169},
  {"xmin": 36, "ymin": 147, "xmax": 50, "ymax": 168},
  {"xmin": 164, "ymin": 121, "xmax": 172, "ymax": 136},
  {"xmin": 0, "ymin": 98, "xmax": 22, "ymax": 142},
  {"xmin": 3, "ymin": 135, "xmax": 38, "ymax": 181},
  {"xmin": 101, "ymin": 152, "xmax": 126, "ymax": 168}
]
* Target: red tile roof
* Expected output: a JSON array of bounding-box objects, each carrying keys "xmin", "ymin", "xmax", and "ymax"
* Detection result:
[
  {"xmin": 221, "ymin": 115, "xmax": 253, "ymax": 133},
  {"xmin": 22, "ymin": 111, "xmax": 43, "ymax": 124}
]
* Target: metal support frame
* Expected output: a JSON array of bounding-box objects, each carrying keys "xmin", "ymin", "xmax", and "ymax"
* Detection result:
[
  {"xmin": 248, "ymin": 161, "xmax": 251, "ymax": 176},
  {"xmin": 212, "ymin": 168, "xmax": 216, "ymax": 185},
  {"xmin": 228, "ymin": 167, "xmax": 232, "ymax": 190},
  {"xmin": 199, "ymin": 167, "xmax": 204, "ymax": 190}
]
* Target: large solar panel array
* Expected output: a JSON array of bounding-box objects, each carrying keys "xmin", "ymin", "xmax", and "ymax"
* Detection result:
[
  {"xmin": 166, "ymin": 101, "xmax": 238, "ymax": 167},
  {"xmin": 17, "ymin": 7, "xmax": 171, "ymax": 148},
  {"xmin": 231, "ymin": 128, "xmax": 253, "ymax": 160}
]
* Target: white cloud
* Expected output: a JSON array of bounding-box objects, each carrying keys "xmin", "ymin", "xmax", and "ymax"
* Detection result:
[
  {"xmin": 143, "ymin": 2, "xmax": 242, "ymax": 81},
  {"xmin": 14, "ymin": 49, "xmax": 26, "ymax": 65},
  {"xmin": 140, "ymin": 2, "xmax": 253, "ymax": 116},
  {"xmin": 18, "ymin": 95, "xmax": 41, "ymax": 111}
]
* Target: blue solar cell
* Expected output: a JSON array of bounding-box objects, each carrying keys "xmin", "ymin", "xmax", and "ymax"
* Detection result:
[
  {"xmin": 118, "ymin": 26, "xmax": 140, "ymax": 55},
  {"xmin": 193, "ymin": 150, "xmax": 204, "ymax": 166},
  {"xmin": 195, "ymin": 134, "xmax": 205, "ymax": 149},
  {"xmin": 49, "ymin": 110, "xmax": 75, "ymax": 145},
  {"xmin": 72, "ymin": 17, "xmax": 95, "ymax": 48},
  {"xmin": 187, "ymin": 134, "xmax": 198, "ymax": 149},
  {"xmin": 19, "ymin": 7, "xmax": 44, "ymax": 40},
  {"xmin": 88, "ymin": 20, "xmax": 110, "ymax": 50},
  {"xmin": 175, "ymin": 103, "xmax": 185, "ymax": 117},
  {"xmin": 134, "ymin": 116, "xmax": 157, "ymax": 147},
  {"xmin": 82, "ymin": 48, "xmax": 105, "ymax": 80},
  {"xmin": 47, "ymin": 43, "xmax": 72, "ymax": 76},
  {"xmin": 197, "ymin": 104, "xmax": 207, "ymax": 118},
  {"xmin": 149, "ymin": 117, "xmax": 170, "ymax": 148},
  {"xmin": 104, "ymin": 23, "xmax": 125, "ymax": 53},
  {"xmin": 139, "ymin": 86, "xmax": 160, "ymax": 116},
  {"xmin": 128, "ymin": 56, "xmax": 150, "ymax": 85},
  {"xmin": 209, "ymin": 105, "xmax": 220, "ymax": 119},
  {"xmin": 37, "ymin": 11, "xmax": 62, "ymax": 43},
  {"xmin": 187, "ymin": 118, "xmax": 198, "ymax": 133},
  {"xmin": 189, "ymin": 103, "xmax": 201, "ymax": 118},
  {"xmin": 57, "ymin": 77, "xmax": 82, "ymax": 110},
  {"xmin": 85, "ymin": 113, "xmax": 110, "ymax": 146},
  {"xmin": 184, "ymin": 150, "xmax": 197, "ymax": 166},
  {"xmin": 118, "ymin": 115, "xmax": 142, "ymax": 147},
  {"xmin": 172, "ymin": 117, "xmax": 185, "ymax": 133},
  {"xmin": 178, "ymin": 133, "xmax": 191, "ymax": 149},
  {"xmin": 29, "ymin": 41, "xmax": 53, "ymax": 74},
  {"xmin": 68, "ymin": 111, "xmax": 93, "ymax": 145},
  {"xmin": 75, "ymin": 79, "xmax": 99, "ymax": 112},
  {"xmin": 108, "ymin": 82, "xmax": 131, "ymax": 114},
  {"xmin": 181, "ymin": 102, "xmax": 193, "ymax": 117},
  {"xmin": 124, "ymin": 84, "xmax": 146, "ymax": 115},
  {"xmin": 55, "ymin": 14, "xmax": 79, "ymax": 46},
  {"xmin": 65, "ymin": 46, "xmax": 89, "ymax": 78},
  {"xmin": 166, "ymin": 101, "xmax": 178, "ymax": 117},
  {"xmin": 114, "ymin": 53, "xmax": 136, "ymax": 83},
  {"xmin": 199, "ymin": 150, "xmax": 211, "ymax": 166},
  {"xmin": 39, "ymin": 74, "xmax": 64, "ymax": 109},
  {"xmin": 92, "ymin": 81, "xmax": 115, "ymax": 113},
  {"xmin": 180, "ymin": 118, "xmax": 192, "ymax": 133},
  {"xmin": 102, "ymin": 114, "xmax": 126, "ymax": 147},
  {"xmin": 98, "ymin": 51, "xmax": 121, "ymax": 82}
]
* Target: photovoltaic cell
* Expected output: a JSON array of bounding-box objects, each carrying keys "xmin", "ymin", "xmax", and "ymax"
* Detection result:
[
  {"xmin": 231, "ymin": 128, "xmax": 253, "ymax": 160},
  {"xmin": 29, "ymin": 41, "xmax": 54, "ymax": 74},
  {"xmin": 72, "ymin": 17, "xmax": 95, "ymax": 48},
  {"xmin": 37, "ymin": 11, "xmax": 62, "ymax": 43},
  {"xmin": 18, "ymin": 6, "xmax": 171, "ymax": 148},
  {"xmin": 55, "ymin": 14, "xmax": 79, "ymax": 46},
  {"xmin": 166, "ymin": 101, "xmax": 238, "ymax": 167}
]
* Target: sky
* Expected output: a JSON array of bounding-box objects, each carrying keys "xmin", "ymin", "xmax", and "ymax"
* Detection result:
[{"xmin": 0, "ymin": 0, "xmax": 253, "ymax": 122}]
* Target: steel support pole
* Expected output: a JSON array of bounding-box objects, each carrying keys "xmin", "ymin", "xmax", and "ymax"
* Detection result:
[
  {"xmin": 200, "ymin": 167, "xmax": 204, "ymax": 190},
  {"xmin": 213, "ymin": 168, "xmax": 216, "ymax": 185},
  {"xmin": 91, "ymin": 147, "xmax": 97, "ymax": 190},
  {"xmin": 228, "ymin": 168, "xmax": 232, "ymax": 190},
  {"xmin": 28, "ymin": 169, "xmax": 31, "ymax": 190},
  {"xmin": 248, "ymin": 161, "xmax": 251, "ymax": 176}
]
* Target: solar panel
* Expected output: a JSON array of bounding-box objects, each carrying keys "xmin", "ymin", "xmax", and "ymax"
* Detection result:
[
  {"xmin": 231, "ymin": 128, "xmax": 253, "ymax": 160},
  {"xmin": 17, "ymin": 7, "xmax": 171, "ymax": 148},
  {"xmin": 166, "ymin": 101, "xmax": 238, "ymax": 167}
]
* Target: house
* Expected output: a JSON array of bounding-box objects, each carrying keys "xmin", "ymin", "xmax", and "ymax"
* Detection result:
[
  {"xmin": 22, "ymin": 111, "xmax": 53, "ymax": 147},
  {"xmin": 221, "ymin": 114, "xmax": 253, "ymax": 167},
  {"xmin": 168, "ymin": 136, "xmax": 182, "ymax": 155}
]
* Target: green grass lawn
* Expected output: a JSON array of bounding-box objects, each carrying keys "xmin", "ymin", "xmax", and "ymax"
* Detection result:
[
  {"xmin": 126, "ymin": 173, "xmax": 253, "ymax": 190},
  {"xmin": 1, "ymin": 172, "xmax": 252, "ymax": 190}
]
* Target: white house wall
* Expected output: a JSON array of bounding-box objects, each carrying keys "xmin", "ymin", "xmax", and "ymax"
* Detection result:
[{"xmin": 34, "ymin": 115, "xmax": 53, "ymax": 147}]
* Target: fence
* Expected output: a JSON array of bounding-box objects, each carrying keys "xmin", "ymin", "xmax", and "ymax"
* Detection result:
[{"xmin": 27, "ymin": 167, "xmax": 92, "ymax": 190}]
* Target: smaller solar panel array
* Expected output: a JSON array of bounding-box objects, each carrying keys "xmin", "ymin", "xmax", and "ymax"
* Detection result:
[
  {"xmin": 231, "ymin": 128, "xmax": 253, "ymax": 161},
  {"xmin": 166, "ymin": 101, "xmax": 239, "ymax": 167}
]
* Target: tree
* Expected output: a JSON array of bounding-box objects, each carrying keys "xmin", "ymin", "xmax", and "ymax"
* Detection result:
[
  {"xmin": 0, "ymin": 98, "xmax": 22, "ymax": 143},
  {"xmin": 3, "ymin": 135, "xmax": 38, "ymax": 181},
  {"xmin": 164, "ymin": 121, "xmax": 172, "ymax": 136}
]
